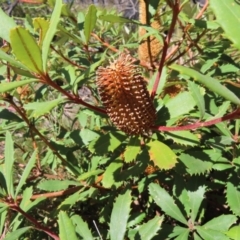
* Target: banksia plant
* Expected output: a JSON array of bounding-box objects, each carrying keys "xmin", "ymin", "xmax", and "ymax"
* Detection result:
[{"xmin": 96, "ymin": 53, "xmax": 156, "ymax": 135}]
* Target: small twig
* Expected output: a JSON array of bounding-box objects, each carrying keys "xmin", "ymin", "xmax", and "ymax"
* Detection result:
[{"xmin": 151, "ymin": 0, "xmax": 180, "ymax": 99}]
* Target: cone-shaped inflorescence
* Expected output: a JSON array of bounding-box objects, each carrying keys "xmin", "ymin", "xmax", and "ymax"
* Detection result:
[{"xmin": 96, "ymin": 53, "xmax": 156, "ymax": 135}]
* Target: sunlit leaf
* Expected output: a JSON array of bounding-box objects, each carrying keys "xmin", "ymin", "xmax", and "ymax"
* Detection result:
[{"xmin": 84, "ymin": 5, "xmax": 97, "ymax": 43}]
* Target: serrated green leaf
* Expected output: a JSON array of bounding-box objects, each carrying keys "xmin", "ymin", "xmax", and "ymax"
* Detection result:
[
  {"xmin": 14, "ymin": 150, "xmax": 37, "ymax": 199},
  {"xmin": 149, "ymin": 183, "xmax": 188, "ymax": 225},
  {"xmin": 202, "ymin": 214, "xmax": 237, "ymax": 232},
  {"xmin": 170, "ymin": 226, "xmax": 190, "ymax": 239},
  {"xmin": 102, "ymin": 159, "xmax": 123, "ymax": 188},
  {"xmin": 127, "ymin": 212, "xmax": 146, "ymax": 228},
  {"xmin": 188, "ymin": 186, "xmax": 205, "ymax": 223},
  {"xmin": 42, "ymin": 0, "xmax": 62, "ymax": 72},
  {"xmin": 124, "ymin": 137, "xmax": 141, "ymax": 163},
  {"xmin": 196, "ymin": 226, "xmax": 230, "ymax": 240},
  {"xmin": 84, "ymin": 5, "xmax": 97, "ymax": 43},
  {"xmin": 38, "ymin": 180, "xmax": 79, "ymax": 192},
  {"xmin": 0, "ymin": 8, "xmax": 17, "ymax": 42},
  {"xmin": 226, "ymin": 182, "xmax": 240, "ymax": 216},
  {"xmin": 3, "ymin": 131, "xmax": 14, "ymax": 197},
  {"xmin": 89, "ymin": 132, "xmax": 126, "ymax": 155},
  {"xmin": 210, "ymin": 0, "xmax": 240, "ymax": 50},
  {"xmin": 58, "ymin": 211, "xmax": 78, "ymax": 240},
  {"xmin": 165, "ymin": 91, "xmax": 196, "ymax": 119},
  {"xmin": 24, "ymin": 98, "xmax": 65, "ymax": 118},
  {"xmin": 147, "ymin": 140, "xmax": 177, "ymax": 170},
  {"xmin": 139, "ymin": 215, "xmax": 164, "ymax": 240},
  {"xmin": 10, "ymin": 27, "xmax": 43, "ymax": 73},
  {"xmin": 78, "ymin": 169, "xmax": 104, "ymax": 181},
  {"xmin": 110, "ymin": 190, "xmax": 131, "ymax": 240},
  {"xmin": 0, "ymin": 79, "xmax": 38, "ymax": 94},
  {"xmin": 179, "ymin": 153, "xmax": 213, "ymax": 175},
  {"xmin": 71, "ymin": 215, "xmax": 94, "ymax": 240},
  {"xmin": 226, "ymin": 226, "xmax": 240, "ymax": 240},
  {"xmin": 165, "ymin": 131, "xmax": 199, "ymax": 146},
  {"xmin": 188, "ymin": 81, "xmax": 205, "ymax": 118},
  {"xmin": 4, "ymin": 227, "xmax": 32, "ymax": 240},
  {"xmin": 169, "ymin": 64, "xmax": 240, "ymax": 105},
  {"xmin": 174, "ymin": 228, "xmax": 190, "ymax": 240},
  {"xmin": 99, "ymin": 14, "xmax": 133, "ymax": 23}
]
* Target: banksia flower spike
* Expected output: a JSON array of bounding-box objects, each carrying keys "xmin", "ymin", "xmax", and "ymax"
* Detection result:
[{"xmin": 96, "ymin": 53, "xmax": 156, "ymax": 135}]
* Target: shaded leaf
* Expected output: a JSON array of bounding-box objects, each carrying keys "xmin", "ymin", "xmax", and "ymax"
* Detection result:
[{"xmin": 165, "ymin": 131, "xmax": 199, "ymax": 146}]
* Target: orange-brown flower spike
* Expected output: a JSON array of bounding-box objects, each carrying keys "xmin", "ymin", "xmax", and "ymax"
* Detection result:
[{"xmin": 96, "ymin": 53, "xmax": 156, "ymax": 135}]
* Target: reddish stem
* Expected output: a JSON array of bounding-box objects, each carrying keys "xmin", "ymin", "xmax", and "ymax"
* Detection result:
[
  {"xmin": 153, "ymin": 109, "xmax": 240, "ymax": 132},
  {"xmin": 9, "ymin": 203, "xmax": 59, "ymax": 240},
  {"xmin": 151, "ymin": 0, "xmax": 180, "ymax": 99}
]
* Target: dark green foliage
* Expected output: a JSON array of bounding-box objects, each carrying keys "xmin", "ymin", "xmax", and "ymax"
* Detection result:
[{"xmin": 0, "ymin": 0, "xmax": 240, "ymax": 239}]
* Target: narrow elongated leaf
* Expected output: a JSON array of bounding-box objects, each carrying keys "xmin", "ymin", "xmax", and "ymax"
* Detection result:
[
  {"xmin": 84, "ymin": 5, "xmax": 97, "ymax": 43},
  {"xmin": 187, "ymin": 186, "xmax": 205, "ymax": 223},
  {"xmin": 210, "ymin": 0, "xmax": 240, "ymax": 50},
  {"xmin": 139, "ymin": 215, "xmax": 164, "ymax": 240},
  {"xmin": 202, "ymin": 214, "xmax": 237, "ymax": 232},
  {"xmin": 58, "ymin": 211, "xmax": 78, "ymax": 240},
  {"xmin": 147, "ymin": 140, "xmax": 177, "ymax": 170},
  {"xmin": 169, "ymin": 64, "xmax": 240, "ymax": 105},
  {"xmin": 226, "ymin": 182, "xmax": 240, "ymax": 216},
  {"xmin": 71, "ymin": 215, "xmax": 94, "ymax": 240},
  {"xmin": 4, "ymin": 227, "xmax": 32, "ymax": 240},
  {"xmin": 14, "ymin": 150, "xmax": 37, "ymax": 199},
  {"xmin": 0, "ymin": 79, "xmax": 38, "ymax": 94},
  {"xmin": 10, "ymin": 27, "xmax": 43, "ymax": 73},
  {"xmin": 24, "ymin": 98, "xmax": 65, "ymax": 118},
  {"xmin": 0, "ymin": 49, "xmax": 27, "ymax": 70},
  {"xmin": 149, "ymin": 183, "xmax": 188, "ymax": 225},
  {"xmin": 110, "ymin": 190, "xmax": 131, "ymax": 240},
  {"xmin": 38, "ymin": 180, "xmax": 79, "ymax": 192},
  {"xmin": 188, "ymin": 81, "xmax": 205, "ymax": 118},
  {"xmin": 0, "ymin": 8, "xmax": 16, "ymax": 42},
  {"xmin": 3, "ymin": 132, "xmax": 14, "ymax": 197},
  {"xmin": 42, "ymin": 0, "xmax": 62, "ymax": 72},
  {"xmin": 78, "ymin": 169, "xmax": 104, "ymax": 181}
]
